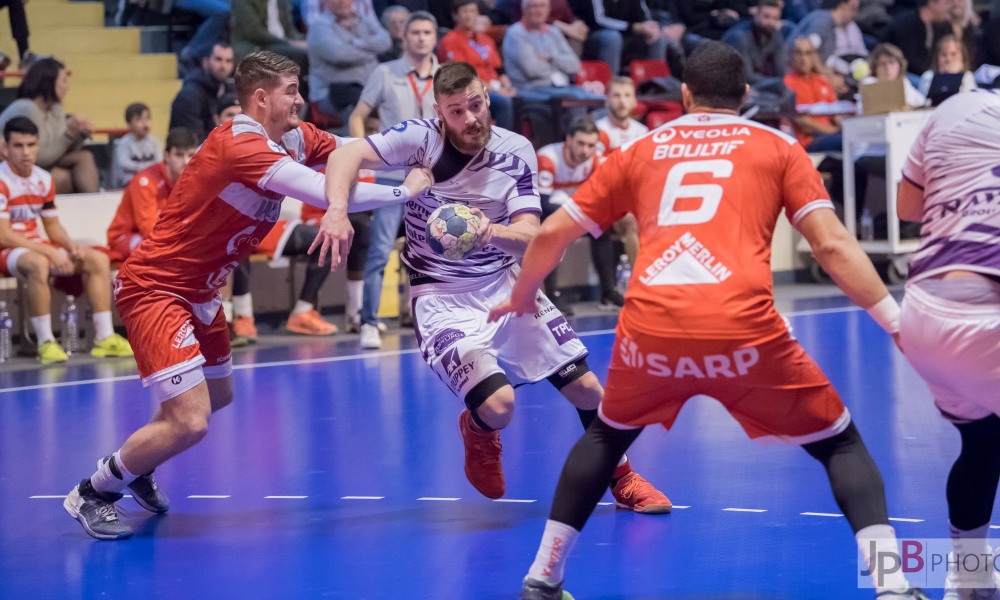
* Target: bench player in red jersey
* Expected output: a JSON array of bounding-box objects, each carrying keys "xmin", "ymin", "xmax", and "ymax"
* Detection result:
[
  {"xmin": 490, "ymin": 43, "xmax": 928, "ymax": 600},
  {"xmin": 64, "ymin": 51, "xmax": 433, "ymax": 540}
]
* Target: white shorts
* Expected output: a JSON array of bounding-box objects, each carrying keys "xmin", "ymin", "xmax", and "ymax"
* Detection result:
[
  {"xmin": 900, "ymin": 284, "xmax": 1000, "ymax": 423},
  {"xmin": 413, "ymin": 266, "xmax": 589, "ymax": 400}
]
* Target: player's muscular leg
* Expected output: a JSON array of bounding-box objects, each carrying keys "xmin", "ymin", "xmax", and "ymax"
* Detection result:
[
  {"xmin": 476, "ymin": 385, "xmax": 516, "ymax": 430},
  {"xmin": 558, "ymin": 372, "xmax": 602, "ymax": 411},
  {"xmin": 77, "ymin": 248, "xmax": 112, "ymax": 312},
  {"xmin": 117, "ymin": 382, "xmax": 213, "ymax": 476},
  {"xmin": 16, "ymin": 251, "xmax": 51, "ymax": 316}
]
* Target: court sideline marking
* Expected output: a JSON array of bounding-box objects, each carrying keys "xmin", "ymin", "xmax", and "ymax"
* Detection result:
[{"xmin": 0, "ymin": 305, "xmax": 864, "ymax": 396}]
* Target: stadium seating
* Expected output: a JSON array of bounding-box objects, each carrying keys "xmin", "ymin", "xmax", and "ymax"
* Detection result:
[
  {"xmin": 576, "ymin": 60, "xmax": 612, "ymax": 96},
  {"xmin": 629, "ymin": 59, "xmax": 669, "ymax": 86}
]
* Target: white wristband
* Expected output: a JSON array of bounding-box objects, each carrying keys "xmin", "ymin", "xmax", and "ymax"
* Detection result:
[{"xmin": 866, "ymin": 294, "xmax": 901, "ymax": 334}]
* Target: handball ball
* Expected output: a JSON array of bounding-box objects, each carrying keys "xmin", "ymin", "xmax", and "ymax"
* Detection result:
[{"xmin": 426, "ymin": 204, "xmax": 482, "ymax": 260}]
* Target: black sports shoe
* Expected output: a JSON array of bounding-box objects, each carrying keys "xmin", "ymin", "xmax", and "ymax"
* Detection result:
[
  {"xmin": 598, "ymin": 290, "xmax": 625, "ymax": 311},
  {"xmin": 64, "ymin": 479, "xmax": 133, "ymax": 540},
  {"xmin": 521, "ymin": 577, "xmax": 573, "ymax": 600},
  {"xmin": 552, "ymin": 293, "xmax": 575, "ymax": 317},
  {"xmin": 97, "ymin": 455, "xmax": 170, "ymax": 513}
]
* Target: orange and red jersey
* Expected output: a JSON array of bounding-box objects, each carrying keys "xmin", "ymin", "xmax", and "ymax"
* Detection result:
[
  {"xmin": 537, "ymin": 142, "xmax": 602, "ymax": 205},
  {"xmin": 565, "ymin": 112, "xmax": 833, "ymax": 343},
  {"xmin": 107, "ymin": 162, "xmax": 173, "ymax": 248},
  {"xmin": 783, "ymin": 71, "xmax": 837, "ymax": 147},
  {"xmin": 120, "ymin": 114, "xmax": 341, "ymax": 303},
  {"xmin": 438, "ymin": 29, "xmax": 502, "ymax": 83},
  {"xmin": 0, "ymin": 161, "xmax": 56, "ymax": 242}
]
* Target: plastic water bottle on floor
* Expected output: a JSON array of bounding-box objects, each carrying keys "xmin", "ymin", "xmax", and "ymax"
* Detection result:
[
  {"xmin": 0, "ymin": 301, "xmax": 11, "ymax": 363},
  {"xmin": 860, "ymin": 208, "xmax": 874, "ymax": 241},
  {"xmin": 61, "ymin": 295, "xmax": 78, "ymax": 355},
  {"xmin": 615, "ymin": 255, "xmax": 631, "ymax": 297}
]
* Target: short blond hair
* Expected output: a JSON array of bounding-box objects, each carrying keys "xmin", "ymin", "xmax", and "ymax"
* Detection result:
[{"xmin": 609, "ymin": 76, "xmax": 635, "ymax": 90}]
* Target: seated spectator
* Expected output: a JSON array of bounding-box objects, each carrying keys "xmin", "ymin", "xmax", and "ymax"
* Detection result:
[
  {"xmin": 948, "ymin": 0, "xmax": 979, "ymax": 66},
  {"xmin": 0, "ymin": 117, "xmax": 133, "ymax": 364},
  {"xmin": 856, "ymin": 0, "xmax": 891, "ymax": 38},
  {"xmin": 107, "ymin": 128, "xmax": 198, "ymax": 265},
  {"xmin": 784, "ymin": 37, "xmax": 842, "ymax": 152},
  {"xmin": 861, "ymin": 43, "xmax": 926, "ymax": 107},
  {"xmin": 0, "ymin": 58, "xmax": 99, "ymax": 195},
  {"xmin": 232, "ymin": 0, "xmax": 309, "ymax": 70},
  {"xmin": 114, "ymin": 103, "xmax": 163, "ymax": 189},
  {"xmin": 884, "ymin": 0, "xmax": 952, "ymax": 75},
  {"xmin": 215, "ymin": 93, "xmax": 243, "ymax": 125},
  {"xmin": 785, "ymin": 0, "xmax": 867, "ymax": 77},
  {"xmin": 439, "ymin": 0, "xmax": 516, "ymax": 129},
  {"xmin": 674, "ymin": 0, "xmax": 747, "ymax": 40},
  {"xmin": 504, "ymin": 0, "xmax": 583, "ymax": 91},
  {"xmin": 307, "ymin": 0, "xmax": 391, "ymax": 117},
  {"xmin": 918, "ymin": 34, "xmax": 977, "ymax": 97},
  {"xmin": 722, "ymin": 0, "xmax": 785, "ymax": 83},
  {"xmin": 507, "ymin": 0, "xmax": 589, "ymax": 56},
  {"xmin": 570, "ymin": 0, "xmax": 685, "ymax": 75},
  {"xmin": 169, "ymin": 42, "xmax": 236, "ymax": 143},
  {"xmin": 378, "ymin": 5, "xmax": 410, "ymax": 62}
]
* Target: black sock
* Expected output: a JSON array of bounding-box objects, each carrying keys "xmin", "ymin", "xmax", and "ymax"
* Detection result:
[
  {"xmin": 948, "ymin": 414, "xmax": 1000, "ymax": 530},
  {"xmin": 802, "ymin": 422, "xmax": 889, "ymax": 533}
]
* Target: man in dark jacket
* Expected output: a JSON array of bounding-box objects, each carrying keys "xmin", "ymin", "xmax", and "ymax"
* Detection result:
[
  {"xmin": 722, "ymin": 0, "xmax": 784, "ymax": 83},
  {"xmin": 884, "ymin": 0, "xmax": 951, "ymax": 75},
  {"xmin": 168, "ymin": 42, "xmax": 235, "ymax": 143},
  {"xmin": 674, "ymin": 0, "xmax": 748, "ymax": 40},
  {"xmin": 569, "ymin": 0, "xmax": 685, "ymax": 75}
]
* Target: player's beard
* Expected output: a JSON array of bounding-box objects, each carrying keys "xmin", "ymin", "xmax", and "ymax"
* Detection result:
[
  {"xmin": 611, "ymin": 105, "xmax": 632, "ymax": 122},
  {"xmin": 445, "ymin": 115, "xmax": 491, "ymax": 155}
]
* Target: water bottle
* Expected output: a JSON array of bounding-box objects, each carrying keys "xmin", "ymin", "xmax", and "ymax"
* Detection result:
[
  {"xmin": 60, "ymin": 295, "xmax": 78, "ymax": 355},
  {"xmin": 860, "ymin": 208, "xmax": 874, "ymax": 241},
  {"xmin": 0, "ymin": 301, "xmax": 11, "ymax": 363},
  {"xmin": 615, "ymin": 255, "xmax": 631, "ymax": 297}
]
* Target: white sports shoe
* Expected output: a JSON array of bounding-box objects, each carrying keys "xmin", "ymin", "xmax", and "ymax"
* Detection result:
[
  {"xmin": 360, "ymin": 323, "xmax": 382, "ymax": 350},
  {"xmin": 944, "ymin": 565, "xmax": 1000, "ymax": 600}
]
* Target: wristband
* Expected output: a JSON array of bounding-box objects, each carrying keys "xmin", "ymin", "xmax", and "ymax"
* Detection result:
[
  {"xmin": 393, "ymin": 185, "xmax": 411, "ymax": 201},
  {"xmin": 866, "ymin": 294, "xmax": 900, "ymax": 334}
]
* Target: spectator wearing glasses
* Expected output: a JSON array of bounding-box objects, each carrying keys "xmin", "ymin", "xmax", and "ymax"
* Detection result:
[
  {"xmin": 784, "ymin": 37, "xmax": 842, "ymax": 153},
  {"xmin": 378, "ymin": 5, "xmax": 410, "ymax": 62}
]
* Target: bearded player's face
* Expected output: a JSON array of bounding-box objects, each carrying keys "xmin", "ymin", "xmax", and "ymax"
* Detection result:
[
  {"xmin": 265, "ymin": 74, "xmax": 304, "ymax": 132},
  {"xmin": 436, "ymin": 81, "xmax": 492, "ymax": 155}
]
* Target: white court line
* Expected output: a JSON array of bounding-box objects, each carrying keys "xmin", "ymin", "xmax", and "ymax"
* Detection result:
[
  {"xmin": 1, "ymin": 306, "xmax": 864, "ymax": 395},
  {"xmin": 187, "ymin": 495, "xmax": 230, "ymax": 499},
  {"xmin": 341, "ymin": 496, "xmax": 384, "ymax": 500},
  {"xmin": 30, "ymin": 495, "xmax": 67, "ymax": 499},
  {"xmin": 889, "ymin": 517, "xmax": 924, "ymax": 523},
  {"xmin": 417, "ymin": 497, "xmax": 460, "ymax": 501},
  {"xmin": 671, "ymin": 505, "xmax": 691, "ymax": 509},
  {"xmin": 494, "ymin": 499, "xmax": 535, "ymax": 503},
  {"xmin": 724, "ymin": 508, "xmax": 767, "ymax": 513},
  {"xmin": 991, "ymin": 526, "xmax": 1000, "ymax": 529},
  {"xmin": 802, "ymin": 512, "xmax": 843, "ymax": 517},
  {"xmin": 265, "ymin": 495, "xmax": 308, "ymax": 499},
  {"xmin": 597, "ymin": 502, "xmax": 613, "ymax": 506}
]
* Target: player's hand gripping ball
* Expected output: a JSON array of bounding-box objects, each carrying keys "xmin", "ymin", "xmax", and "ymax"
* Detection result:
[{"xmin": 426, "ymin": 204, "xmax": 483, "ymax": 260}]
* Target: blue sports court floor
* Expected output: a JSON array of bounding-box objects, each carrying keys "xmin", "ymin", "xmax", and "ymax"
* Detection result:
[{"xmin": 0, "ymin": 289, "xmax": 978, "ymax": 599}]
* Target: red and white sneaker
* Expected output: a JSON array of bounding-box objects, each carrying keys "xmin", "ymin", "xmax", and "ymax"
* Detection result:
[
  {"xmin": 611, "ymin": 462, "xmax": 672, "ymax": 514},
  {"xmin": 458, "ymin": 410, "xmax": 505, "ymax": 499}
]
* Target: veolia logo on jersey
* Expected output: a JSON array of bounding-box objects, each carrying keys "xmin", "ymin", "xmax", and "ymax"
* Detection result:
[
  {"xmin": 651, "ymin": 129, "xmax": 677, "ymax": 144},
  {"xmin": 226, "ymin": 225, "xmax": 260, "ymax": 255}
]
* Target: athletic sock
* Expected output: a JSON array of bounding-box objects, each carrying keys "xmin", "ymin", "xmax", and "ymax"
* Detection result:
[
  {"xmin": 857, "ymin": 524, "xmax": 910, "ymax": 593},
  {"xmin": 951, "ymin": 522, "xmax": 992, "ymax": 584},
  {"xmin": 232, "ymin": 293, "xmax": 253, "ymax": 318},
  {"xmin": 93, "ymin": 311, "xmax": 114, "ymax": 341},
  {"xmin": 613, "ymin": 455, "xmax": 631, "ymax": 481},
  {"xmin": 90, "ymin": 450, "xmax": 138, "ymax": 495},
  {"xmin": 292, "ymin": 300, "xmax": 313, "ymax": 316},
  {"xmin": 347, "ymin": 280, "xmax": 363, "ymax": 320},
  {"xmin": 30, "ymin": 314, "xmax": 54, "ymax": 343},
  {"xmin": 527, "ymin": 519, "xmax": 580, "ymax": 586},
  {"xmin": 222, "ymin": 300, "xmax": 234, "ymax": 323}
]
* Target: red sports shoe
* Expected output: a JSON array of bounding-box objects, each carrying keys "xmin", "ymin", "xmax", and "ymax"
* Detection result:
[
  {"xmin": 611, "ymin": 465, "xmax": 672, "ymax": 514},
  {"xmin": 458, "ymin": 410, "xmax": 505, "ymax": 499}
]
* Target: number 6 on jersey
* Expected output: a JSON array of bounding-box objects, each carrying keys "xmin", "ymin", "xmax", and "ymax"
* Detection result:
[{"xmin": 658, "ymin": 159, "xmax": 734, "ymax": 226}]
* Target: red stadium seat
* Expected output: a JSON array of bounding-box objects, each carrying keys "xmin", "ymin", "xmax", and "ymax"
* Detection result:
[
  {"xmin": 310, "ymin": 102, "xmax": 341, "ymax": 130},
  {"xmin": 645, "ymin": 107, "xmax": 683, "ymax": 129},
  {"xmin": 629, "ymin": 59, "xmax": 670, "ymax": 86},
  {"xmin": 576, "ymin": 60, "xmax": 612, "ymax": 96}
]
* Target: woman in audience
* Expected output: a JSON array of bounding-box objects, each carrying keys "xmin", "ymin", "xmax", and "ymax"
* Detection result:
[
  {"xmin": 948, "ymin": 0, "xmax": 979, "ymax": 65},
  {"xmin": 862, "ymin": 43, "xmax": 926, "ymax": 107},
  {"xmin": 0, "ymin": 58, "xmax": 99, "ymax": 194},
  {"xmin": 784, "ymin": 37, "xmax": 842, "ymax": 152},
  {"xmin": 918, "ymin": 34, "xmax": 977, "ymax": 97}
]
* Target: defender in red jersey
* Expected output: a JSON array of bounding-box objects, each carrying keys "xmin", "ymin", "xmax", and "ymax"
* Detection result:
[
  {"xmin": 493, "ymin": 44, "xmax": 927, "ymax": 600},
  {"xmin": 64, "ymin": 52, "xmax": 434, "ymax": 541}
]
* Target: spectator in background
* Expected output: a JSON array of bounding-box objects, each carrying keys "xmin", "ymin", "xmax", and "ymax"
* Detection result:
[
  {"xmin": 0, "ymin": 0, "xmax": 34, "ymax": 70},
  {"xmin": 856, "ymin": 0, "xmax": 891, "ymax": 39},
  {"xmin": 674, "ymin": 0, "xmax": 747, "ymax": 40},
  {"xmin": 169, "ymin": 42, "xmax": 235, "ymax": 143},
  {"xmin": 348, "ymin": 10, "xmax": 439, "ymax": 350},
  {"xmin": 570, "ymin": 0, "xmax": 684, "ymax": 75},
  {"xmin": 722, "ymin": 0, "xmax": 785, "ymax": 83},
  {"xmin": 784, "ymin": 36, "xmax": 842, "ymax": 152},
  {"xmin": 504, "ymin": 0, "xmax": 582, "ymax": 90},
  {"xmin": 0, "ymin": 58, "xmax": 99, "ymax": 194},
  {"xmin": 918, "ymin": 34, "xmax": 977, "ymax": 96},
  {"xmin": 861, "ymin": 43, "xmax": 926, "ymax": 107},
  {"xmin": 214, "ymin": 93, "xmax": 242, "ymax": 125},
  {"xmin": 114, "ymin": 103, "xmax": 163, "ymax": 189},
  {"xmin": 439, "ymin": 0, "xmax": 516, "ymax": 129},
  {"xmin": 785, "ymin": 0, "xmax": 867, "ymax": 77},
  {"xmin": 884, "ymin": 0, "xmax": 952, "ymax": 75},
  {"xmin": 231, "ymin": 0, "xmax": 309, "ymax": 70},
  {"xmin": 948, "ymin": 0, "xmax": 979, "ymax": 66},
  {"xmin": 507, "ymin": 0, "xmax": 589, "ymax": 56},
  {"xmin": 307, "ymin": 0, "xmax": 390, "ymax": 117},
  {"xmin": 107, "ymin": 128, "xmax": 198, "ymax": 264},
  {"xmin": 378, "ymin": 5, "xmax": 410, "ymax": 62}
]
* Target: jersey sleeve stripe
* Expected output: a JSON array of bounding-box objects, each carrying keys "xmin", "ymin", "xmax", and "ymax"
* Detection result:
[
  {"xmin": 40, "ymin": 209, "xmax": 58, "ymax": 217},
  {"xmin": 509, "ymin": 207, "xmax": 542, "ymax": 220},
  {"xmin": 366, "ymin": 137, "xmax": 390, "ymax": 165},
  {"xmin": 563, "ymin": 199, "xmax": 604, "ymax": 237},
  {"xmin": 902, "ymin": 173, "xmax": 924, "ymax": 190},
  {"xmin": 257, "ymin": 155, "xmax": 295, "ymax": 190},
  {"xmin": 790, "ymin": 199, "xmax": 836, "ymax": 229}
]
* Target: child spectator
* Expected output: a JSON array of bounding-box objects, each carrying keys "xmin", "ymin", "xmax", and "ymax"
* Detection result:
[{"xmin": 114, "ymin": 103, "xmax": 163, "ymax": 189}]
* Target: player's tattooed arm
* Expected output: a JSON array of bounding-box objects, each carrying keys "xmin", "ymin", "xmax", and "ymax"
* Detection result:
[{"xmin": 469, "ymin": 208, "xmax": 540, "ymax": 257}]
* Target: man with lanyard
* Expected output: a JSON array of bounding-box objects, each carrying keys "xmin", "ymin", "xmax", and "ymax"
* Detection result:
[{"xmin": 347, "ymin": 10, "xmax": 440, "ymax": 350}]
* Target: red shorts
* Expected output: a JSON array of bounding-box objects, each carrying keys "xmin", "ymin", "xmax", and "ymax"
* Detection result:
[
  {"xmin": 114, "ymin": 273, "xmax": 232, "ymax": 387},
  {"xmin": 0, "ymin": 242, "xmax": 107, "ymax": 297},
  {"xmin": 107, "ymin": 233, "xmax": 142, "ymax": 264},
  {"xmin": 599, "ymin": 324, "xmax": 849, "ymax": 444}
]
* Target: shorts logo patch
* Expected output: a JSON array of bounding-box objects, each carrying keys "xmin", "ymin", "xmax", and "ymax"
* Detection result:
[
  {"xmin": 619, "ymin": 337, "xmax": 644, "ymax": 368},
  {"xmin": 442, "ymin": 347, "xmax": 461, "ymax": 377},
  {"xmin": 170, "ymin": 375, "xmax": 183, "ymax": 385},
  {"xmin": 558, "ymin": 364, "xmax": 577, "ymax": 378},
  {"xmin": 618, "ymin": 336, "xmax": 760, "ymax": 379},
  {"xmin": 172, "ymin": 320, "xmax": 196, "ymax": 350},
  {"xmin": 432, "ymin": 329, "xmax": 465, "ymax": 356},
  {"xmin": 112, "ymin": 278, "xmax": 123, "ymax": 298},
  {"xmin": 546, "ymin": 316, "xmax": 577, "ymax": 346}
]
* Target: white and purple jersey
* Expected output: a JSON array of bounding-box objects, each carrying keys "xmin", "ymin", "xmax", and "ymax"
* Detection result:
[
  {"xmin": 902, "ymin": 90, "xmax": 1000, "ymax": 283},
  {"xmin": 365, "ymin": 119, "xmax": 541, "ymax": 297}
]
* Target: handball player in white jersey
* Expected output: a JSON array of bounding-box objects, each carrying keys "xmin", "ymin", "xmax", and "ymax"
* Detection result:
[
  {"xmin": 897, "ymin": 89, "xmax": 1000, "ymax": 599},
  {"xmin": 313, "ymin": 61, "xmax": 670, "ymax": 509}
]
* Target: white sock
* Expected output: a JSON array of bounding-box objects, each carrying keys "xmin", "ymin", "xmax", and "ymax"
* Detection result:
[
  {"xmin": 30, "ymin": 314, "xmax": 54, "ymax": 343},
  {"xmin": 951, "ymin": 522, "xmax": 992, "ymax": 584},
  {"xmin": 292, "ymin": 300, "xmax": 313, "ymax": 315},
  {"xmin": 527, "ymin": 519, "xmax": 580, "ymax": 586},
  {"xmin": 857, "ymin": 524, "xmax": 910, "ymax": 593},
  {"xmin": 618, "ymin": 454, "xmax": 628, "ymax": 467},
  {"xmin": 222, "ymin": 300, "xmax": 234, "ymax": 323},
  {"xmin": 90, "ymin": 450, "xmax": 138, "ymax": 494},
  {"xmin": 93, "ymin": 311, "xmax": 114, "ymax": 341},
  {"xmin": 347, "ymin": 280, "xmax": 363, "ymax": 320},
  {"xmin": 232, "ymin": 293, "xmax": 253, "ymax": 318}
]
